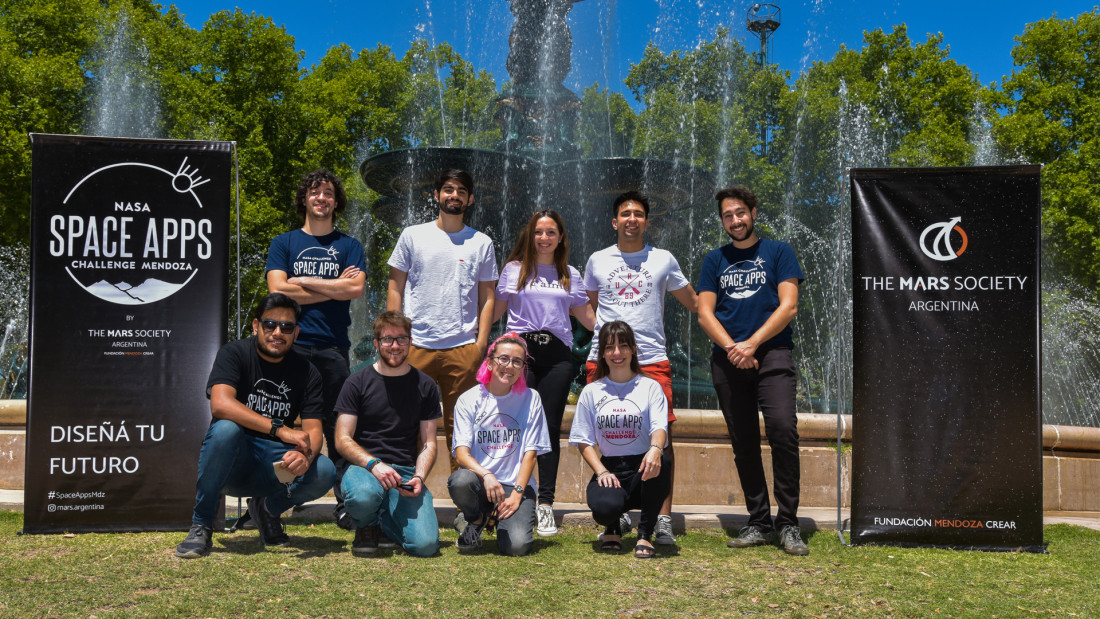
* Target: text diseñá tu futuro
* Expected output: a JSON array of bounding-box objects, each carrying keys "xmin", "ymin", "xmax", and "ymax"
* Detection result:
[{"xmin": 48, "ymin": 421, "xmax": 164, "ymax": 475}]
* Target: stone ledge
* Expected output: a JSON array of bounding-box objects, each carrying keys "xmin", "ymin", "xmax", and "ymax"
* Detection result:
[{"xmin": 3, "ymin": 401, "xmax": 1098, "ymax": 512}]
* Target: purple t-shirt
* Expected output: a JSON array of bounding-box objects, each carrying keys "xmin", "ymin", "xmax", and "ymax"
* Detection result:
[{"xmin": 496, "ymin": 261, "xmax": 589, "ymax": 347}]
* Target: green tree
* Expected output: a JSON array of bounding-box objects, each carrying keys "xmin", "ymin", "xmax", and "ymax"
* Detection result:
[
  {"xmin": 401, "ymin": 40, "xmax": 500, "ymax": 149},
  {"xmin": 995, "ymin": 9, "xmax": 1100, "ymax": 293},
  {"xmin": 0, "ymin": 0, "xmax": 103, "ymax": 245},
  {"xmin": 575, "ymin": 85, "xmax": 635, "ymax": 159}
]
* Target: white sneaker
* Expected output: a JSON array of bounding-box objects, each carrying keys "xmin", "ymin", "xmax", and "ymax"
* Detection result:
[
  {"xmin": 536, "ymin": 504, "xmax": 558, "ymax": 536},
  {"xmin": 654, "ymin": 514, "xmax": 676, "ymax": 545}
]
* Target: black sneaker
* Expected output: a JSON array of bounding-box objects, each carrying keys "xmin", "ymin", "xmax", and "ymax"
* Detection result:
[
  {"xmin": 597, "ymin": 513, "xmax": 632, "ymax": 542},
  {"xmin": 352, "ymin": 525, "xmax": 379, "ymax": 555},
  {"xmin": 335, "ymin": 509, "xmax": 355, "ymax": 532},
  {"xmin": 378, "ymin": 532, "xmax": 399, "ymax": 549},
  {"xmin": 779, "ymin": 525, "xmax": 809, "ymax": 556},
  {"xmin": 457, "ymin": 520, "xmax": 485, "ymax": 551},
  {"xmin": 727, "ymin": 525, "xmax": 772, "ymax": 548},
  {"xmin": 174, "ymin": 524, "xmax": 212, "ymax": 558},
  {"xmin": 249, "ymin": 497, "xmax": 288, "ymax": 547}
]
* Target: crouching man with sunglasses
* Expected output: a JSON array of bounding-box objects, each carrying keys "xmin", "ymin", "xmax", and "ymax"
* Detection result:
[{"xmin": 175, "ymin": 293, "xmax": 337, "ymax": 559}]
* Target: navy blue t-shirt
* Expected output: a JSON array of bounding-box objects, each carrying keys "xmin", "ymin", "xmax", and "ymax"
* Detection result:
[
  {"xmin": 265, "ymin": 229, "xmax": 366, "ymax": 348},
  {"xmin": 697, "ymin": 238, "xmax": 804, "ymax": 353}
]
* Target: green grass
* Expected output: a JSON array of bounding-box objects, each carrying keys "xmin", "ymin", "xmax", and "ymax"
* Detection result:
[{"xmin": 1, "ymin": 510, "xmax": 1097, "ymax": 617}]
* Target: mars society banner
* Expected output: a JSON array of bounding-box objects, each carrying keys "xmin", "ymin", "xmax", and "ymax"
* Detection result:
[
  {"xmin": 25, "ymin": 134, "xmax": 231, "ymax": 533},
  {"xmin": 850, "ymin": 166, "xmax": 1044, "ymax": 551}
]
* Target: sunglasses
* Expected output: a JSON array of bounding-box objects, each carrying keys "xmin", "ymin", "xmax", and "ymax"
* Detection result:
[{"xmin": 260, "ymin": 319, "xmax": 297, "ymax": 333}]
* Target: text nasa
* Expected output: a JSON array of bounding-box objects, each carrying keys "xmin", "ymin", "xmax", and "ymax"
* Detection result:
[{"xmin": 48, "ymin": 213, "xmax": 212, "ymax": 261}]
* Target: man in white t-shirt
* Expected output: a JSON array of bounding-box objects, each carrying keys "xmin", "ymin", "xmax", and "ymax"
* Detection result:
[
  {"xmin": 584, "ymin": 190, "xmax": 697, "ymax": 546},
  {"xmin": 387, "ymin": 169, "xmax": 498, "ymax": 470}
]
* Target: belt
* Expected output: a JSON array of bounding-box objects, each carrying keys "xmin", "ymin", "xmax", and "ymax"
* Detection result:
[{"xmin": 521, "ymin": 331, "xmax": 553, "ymax": 345}]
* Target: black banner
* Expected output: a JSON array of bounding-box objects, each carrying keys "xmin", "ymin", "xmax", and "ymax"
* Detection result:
[
  {"xmin": 25, "ymin": 134, "xmax": 231, "ymax": 533},
  {"xmin": 850, "ymin": 166, "xmax": 1044, "ymax": 551}
]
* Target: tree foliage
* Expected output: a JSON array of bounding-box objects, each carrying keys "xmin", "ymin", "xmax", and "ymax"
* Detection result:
[
  {"xmin": 995, "ymin": 9, "xmax": 1100, "ymax": 291},
  {"xmin": 0, "ymin": 5, "xmax": 1097, "ymax": 303}
]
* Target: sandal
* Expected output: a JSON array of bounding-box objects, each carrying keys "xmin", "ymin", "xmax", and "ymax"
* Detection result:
[
  {"xmin": 600, "ymin": 536, "xmax": 622, "ymax": 552},
  {"xmin": 634, "ymin": 541, "xmax": 656, "ymax": 559}
]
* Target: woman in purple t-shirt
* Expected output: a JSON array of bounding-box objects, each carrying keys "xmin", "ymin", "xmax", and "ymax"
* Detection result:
[{"xmin": 494, "ymin": 209, "xmax": 596, "ymax": 537}]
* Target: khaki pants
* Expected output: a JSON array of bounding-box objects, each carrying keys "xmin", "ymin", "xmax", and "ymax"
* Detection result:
[{"xmin": 407, "ymin": 342, "xmax": 483, "ymax": 472}]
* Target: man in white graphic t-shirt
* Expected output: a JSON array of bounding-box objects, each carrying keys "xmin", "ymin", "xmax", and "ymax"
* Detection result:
[
  {"xmin": 387, "ymin": 169, "xmax": 498, "ymax": 471},
  {"xmin": 583, "ymin": 190, "xmax": 697, "ymax": 546}
]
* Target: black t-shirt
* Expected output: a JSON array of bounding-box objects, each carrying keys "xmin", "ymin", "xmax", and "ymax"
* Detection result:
[
  {"xmin": 335, "ymin": 365, "xmax": 442, "ymax": 467},
  {"xmin": 206, "ymin": 337, "xmax": 324, "ymax": 442}
]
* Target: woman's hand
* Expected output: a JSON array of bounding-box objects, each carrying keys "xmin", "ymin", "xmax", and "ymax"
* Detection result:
[
  {"xmin": 639, "ymin": 446, "xmax": 663, "ymax": 481},
  {"xmin": 597, "ymin": 470, "xmax": 621, "ymax": 488}
]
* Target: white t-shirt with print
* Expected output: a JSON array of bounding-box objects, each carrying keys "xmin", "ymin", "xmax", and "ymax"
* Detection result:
[
  {"xmin": 388, "ymin": 221, "xmax": 498, "ymax": 349},
  {"xmin": 584, "ymin": 244, "xmax": 690, "ymax": 364},
  {"xmin": 451, "ymin": 384, "xmax": 552, "ymax": 488},
  {"xmin": 568, "ymin": 375, "xmax": 668, "ymax": 457}
]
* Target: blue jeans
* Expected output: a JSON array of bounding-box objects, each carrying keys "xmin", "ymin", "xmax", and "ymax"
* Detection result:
[
  {"xmin": 191, "ymin": 419, "xmax": 337, "ymax": 527},
  {"xmin": 447, "ymin": 468, "xmax": 536, "ymax": 556},
  {"xmin": 341, "ymin": 464, "xmax": 440, "ymax": 557}
]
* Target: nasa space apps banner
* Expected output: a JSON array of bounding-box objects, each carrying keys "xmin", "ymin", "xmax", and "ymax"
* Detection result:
[
  {"xmin": 25, "ymin": 134, "xmax": 231, "ymax": 533},
  {"xmin": 850, "ymin": 166, "xmax": 1043, "ymax": 551}
]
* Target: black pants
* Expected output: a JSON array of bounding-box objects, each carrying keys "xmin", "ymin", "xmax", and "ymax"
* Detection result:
[
  {"xmin": 522, "ymin": 331, "xmax": 574, "ymax": 505},
  {"xmin": 586, "ymin": 452, "xmax": 672, "ymax": 541},
  {"xmin": 711, "ymin": 347, "xmax": 800, "ymax": 532},
  {"xmin": 293, "ymin": 343, "xmax": 351, "ymax": 504}
]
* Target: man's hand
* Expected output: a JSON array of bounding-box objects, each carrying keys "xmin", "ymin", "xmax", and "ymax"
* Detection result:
[
  {"xmin": 338, "ymin": 265, "xmax": 362, "ymax": 280},
  {"xmin": 724, "ymin": 342, "xmax": 760, "ymax": 370},
  {"xmin": 276, "ymin": 426, "xmax": 311, "ymax": 453},
  {"xmin": 482, "ymin": 472, "xmax": 505, "ymax": 503},
  {"xmin": 397, "ymin": 475, "xmax": 424, "ymax": 498},
  {"xmin": 371, "ymin": 462, "xmax": 403, "ymax": 490},
  {"xmin": 498, "ymin": 487, "xmax": 523, "ymax": 520},
  {"xmin": 280, "ymin": 448, "xmax": 311, "ymax": 477}
]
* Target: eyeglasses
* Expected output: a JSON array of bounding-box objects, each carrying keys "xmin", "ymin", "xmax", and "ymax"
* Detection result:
[
  {"xmin": 492, "ymin": 355, "xmax": 526, "ymax": 368},
  {"xmin": 260, "ymin": 319, "xmax": 297, "ymax": 333},
  {"xmin": 378, "ymin": 336, "xmax": 411, "ymax": 346}
]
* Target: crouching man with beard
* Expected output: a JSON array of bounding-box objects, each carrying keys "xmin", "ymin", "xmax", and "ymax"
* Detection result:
[
  {"xmin": 175, "ymin": 293, "xmax": 337, "ymax": 558},
  {"xmin": 335, "ymin": 311, "xmax": 442, "ymax": 557}
]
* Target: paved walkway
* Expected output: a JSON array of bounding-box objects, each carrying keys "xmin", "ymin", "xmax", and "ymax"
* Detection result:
[{"xmin": 2, "ymin": 488, "xmax": 1096, "ymax": 532}]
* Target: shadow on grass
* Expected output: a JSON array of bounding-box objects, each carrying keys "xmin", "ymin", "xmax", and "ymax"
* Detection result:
[{"xmin": 214, "ymin": 531, "xmax": 348, "ymax": 558}]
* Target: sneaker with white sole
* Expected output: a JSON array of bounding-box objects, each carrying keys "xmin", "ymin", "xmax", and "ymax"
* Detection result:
[
  {"xmin": 174, "ymin": 524, "xmax": 213, "ymax": 559},
  {"xmin": 654, "ymin": 514, "xmax": 676, "ymax": 545},
  {"xmin": 727, "ymin": 525, "xmax": 772, "ymax": 548},
  {"xmin": 779, "ymin": 525, "xmax": 809, "ymax": 556},
  {"xmin": 536, "ymin": 504, "xmax": 558, "ymax": 536}
]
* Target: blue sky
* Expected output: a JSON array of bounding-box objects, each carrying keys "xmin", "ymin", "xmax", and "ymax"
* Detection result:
[{"xmin": 165, "ymin": 0, "xmax": 1095, "ymax": 98}]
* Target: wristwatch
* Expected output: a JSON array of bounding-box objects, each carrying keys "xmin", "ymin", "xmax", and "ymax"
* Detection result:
[
  {"xmin": 512, "ymin": 484, "xmax": 525, "ymax": 496},
  {"xmin": 269, "ymin": 418, "xmax": 284, "ymax": 439}
]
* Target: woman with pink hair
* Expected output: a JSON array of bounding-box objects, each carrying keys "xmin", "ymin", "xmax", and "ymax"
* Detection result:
[{"xmin": 448, "ymin": 333, "xmax": 551, "ymax": 555}]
